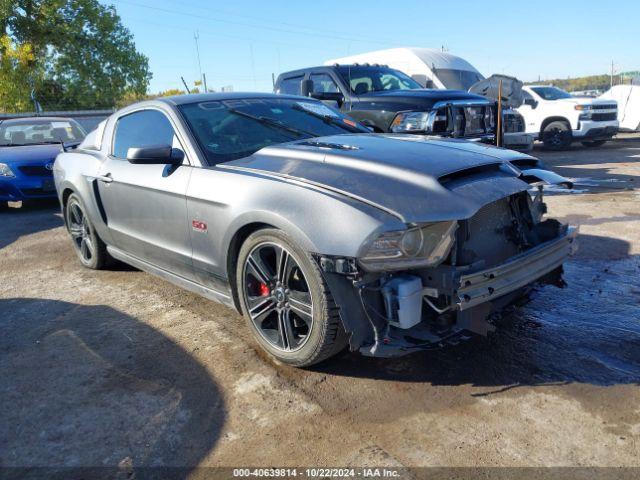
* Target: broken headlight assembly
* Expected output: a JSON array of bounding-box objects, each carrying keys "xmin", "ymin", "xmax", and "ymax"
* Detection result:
[{"xmin": 359, "ymin": 221, "xmax": 458, "ymax": 271}]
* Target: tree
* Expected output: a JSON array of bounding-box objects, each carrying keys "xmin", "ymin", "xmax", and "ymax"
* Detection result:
[
  {"xmin": 1, "ymin": 0, "xmax": 151, "ymax": 111},
  {"xmin": 0, "ymin": 35, "xmax": 37, "ymax": 112}
]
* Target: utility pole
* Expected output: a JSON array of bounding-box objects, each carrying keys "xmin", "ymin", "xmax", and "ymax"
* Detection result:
[
  {"xmin": 194, "ymin": 31, "xmax": 204, "ymax": 91},
  {"xmin": 611, "ymin": 60, "xmax": 614, "ymax": 89}
]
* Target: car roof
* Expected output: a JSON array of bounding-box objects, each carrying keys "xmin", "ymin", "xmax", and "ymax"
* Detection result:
[
  {"xmin": 159, "ymin": 92, "xmax": 306, "ymax": 105},
  {"xmin": 277, "ymin": 66, "xmax": 334, "ymax": 78}
]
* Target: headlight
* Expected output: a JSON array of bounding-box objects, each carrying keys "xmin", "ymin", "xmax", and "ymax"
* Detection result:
[
  {"xmin": 390, "ymin": 111, "xmax": 431, "ymax": 133},
  {"xmin": 575, "ymin": 104, "xmax": 592, "ymax": 120},
  {"xmin": 359, "ymin": 221, "xmax": 458, "ymax": 271},
  {"xmin": 0, "ymin": 163, "xmax": 16, "ymax": 177}
]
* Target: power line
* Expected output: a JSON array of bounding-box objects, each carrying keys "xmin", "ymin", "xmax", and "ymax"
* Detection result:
[
  {"xmin": 111, "ymin": 0, "xmax": 390, "ymax": 45},
  {"xmin": 145, "ymin": 0, "xmax": 401, "ymax": 45},
  {"xmin": 120, "ymin": 13, "xmax": 355, "ymax": 53}
]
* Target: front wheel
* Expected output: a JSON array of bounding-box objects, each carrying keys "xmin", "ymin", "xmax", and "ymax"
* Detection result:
[
  {"xmin": 236, "ymin": 228, "xmax": 347, "ymax": 367},
  {"xmin": 581, "ymin": 140, "xmax": 608, "ymax": 148},
  {"xmin": 65, "ymin": 194, "xmax": 108, "ymax": 269},
  {"xmin": 542, "ymin": 121, "xmax": 573, "ymax": 150}
]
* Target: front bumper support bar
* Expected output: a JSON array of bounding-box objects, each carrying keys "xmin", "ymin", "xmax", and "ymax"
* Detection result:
[{"xmin": 456, "ymin": 226, "xmax": 578, "ymax": 310}]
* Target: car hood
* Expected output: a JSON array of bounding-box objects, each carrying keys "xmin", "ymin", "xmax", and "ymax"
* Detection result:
[
  {"xmin": 469, "ymin": 74, "xmax": 524, "ymax": 108},
  {"xmin": 544, "ymin": 97, "xmax": 617, "ymax": 108},
  {"xmin": 355, "ymin": 89, "xmax": 489, "ymax": 109},
  {"xmin": 223, "ymin": 134, "xmax": 538, "ymax": 223},
  {"xmin": 0, "ymin": 144, "xmax": 62, "ymax": 165}
]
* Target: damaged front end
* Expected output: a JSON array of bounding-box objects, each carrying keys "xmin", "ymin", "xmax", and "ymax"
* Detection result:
[{"xmin": 318, "ymin": 179, "xmax": 578, "ymax": 358}]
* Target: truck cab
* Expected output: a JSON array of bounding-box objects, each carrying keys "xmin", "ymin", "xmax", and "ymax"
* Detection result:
[
  {"xmin": 518, "ymin": 85, "xmax": 618, "ymax": 149},
  {"xmin": 275, "ymin": 64, "xmax": 529, "ymax": 148}
]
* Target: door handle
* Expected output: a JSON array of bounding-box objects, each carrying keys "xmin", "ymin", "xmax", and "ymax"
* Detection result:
[{"xmin": 95, "ymin": 173, "xmax": 113, "ymax": 183}]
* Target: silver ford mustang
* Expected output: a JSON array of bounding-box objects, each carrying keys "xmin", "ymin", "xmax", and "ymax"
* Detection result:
[{"xmin": 54, "ymin": 93, "xmax": 577, "ymax": 366}]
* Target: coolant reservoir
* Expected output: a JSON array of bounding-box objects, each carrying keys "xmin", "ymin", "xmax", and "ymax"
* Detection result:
[{"xmin": 382, "ymin": 275, "xmax": 423, "ymax": 329}]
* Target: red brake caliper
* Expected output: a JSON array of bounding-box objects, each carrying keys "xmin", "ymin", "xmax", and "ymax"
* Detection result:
[{"xmin": 258, "ymin": 282, "xmax": 270, "ymax": 297}]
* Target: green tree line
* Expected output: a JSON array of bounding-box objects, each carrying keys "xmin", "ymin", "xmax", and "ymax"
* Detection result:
[
  {"xmin": 0, "ymin": 0, "xmax": 151, "ymax": 113},
  {"xmin": 525, "ymin": 74, "xmax": 620, "ymax": 92}
]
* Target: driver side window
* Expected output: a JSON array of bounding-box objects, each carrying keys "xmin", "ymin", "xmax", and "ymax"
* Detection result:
[
  {"xmin": 112, "ymin": 110, "xmax": 178, "ymax": 159},
  {"xmin": 310, "ymin": 73, "xmax": 340, "ymax": 93}
]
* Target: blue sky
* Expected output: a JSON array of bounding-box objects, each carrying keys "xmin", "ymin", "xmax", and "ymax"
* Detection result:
[{"xmin": 105, "ymin": 0, "xmax": 640, "ymax": 93}]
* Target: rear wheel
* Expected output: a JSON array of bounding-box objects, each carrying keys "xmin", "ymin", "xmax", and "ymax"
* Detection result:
[
  {"xmin": 66, "ymin": 194, "xmax": 108, "ymax": 269},
  {"xmin": 236, "ymin": 228, "xmax": 346, "ymax": 367},
  {"xmin": 581, "ymin": 140, "xmax": 607, "ymax": 148},
  {"xmin": 542, "ymin": 121, "xmax": 572, "ymax": 150}
]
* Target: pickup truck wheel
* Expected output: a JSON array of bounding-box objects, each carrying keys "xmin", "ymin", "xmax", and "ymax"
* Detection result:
[
  {"xmin": 542, "ymin": 121, "xmax": 572, "ymax": 150},
  {"xmin": 581, "ymin": 140, "xmax": 607, "ymax": 148},
  {"xmin": 65, "ymin": 194, "xmax": 108, "ymax": 270},
  {"xmin": 236, "ymin": 228, "xmax": 347, "ymax": 367}
]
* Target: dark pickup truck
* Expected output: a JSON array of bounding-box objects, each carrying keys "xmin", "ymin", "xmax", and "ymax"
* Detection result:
[{"xmin": 274, "ymin": 64, "xmax": 532, "ymax": 150}]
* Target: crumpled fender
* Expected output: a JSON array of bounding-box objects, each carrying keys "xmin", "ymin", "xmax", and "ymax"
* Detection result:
[{"xmin": 519, "ymin": 168, "xmax": 573, "ymax": 189}]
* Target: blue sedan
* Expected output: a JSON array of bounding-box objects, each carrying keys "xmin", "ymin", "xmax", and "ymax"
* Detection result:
[{"xmin": 0, "ymin": 117, "xmax": 86, "ymax": 205}]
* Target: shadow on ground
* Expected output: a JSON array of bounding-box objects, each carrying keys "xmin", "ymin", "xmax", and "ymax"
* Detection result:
[
  {"xmin": 0, "ymin": 200, "xmax": 62, "ymax": 250},
  {"xmin": 0, "ymin": 298, "xmax": 225, "ymax": 478},
  {"xmin": 311, "ymin": 234, "xmax": 640, "ymax": 389}
]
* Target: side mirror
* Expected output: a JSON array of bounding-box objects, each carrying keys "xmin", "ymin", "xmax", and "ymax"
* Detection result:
[
  {"xmin": 300, "ymin": 79, "xmax": 314, "ymax": 97},
  {"xmin": 309, "ymin": 91, "xmax": 345, "ymax": 105},
  {"xmin": 523, "ymin": 98, "xmax": 538, "ymax": 109},
  {"xmin": 127, "ymin": 144, "xmax": 184, "ymax": 165}
]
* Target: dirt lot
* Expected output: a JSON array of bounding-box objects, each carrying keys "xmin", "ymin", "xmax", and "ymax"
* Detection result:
[{"xmin": 1, "ymin": 135, "xmax": 640, "ymax": 476}]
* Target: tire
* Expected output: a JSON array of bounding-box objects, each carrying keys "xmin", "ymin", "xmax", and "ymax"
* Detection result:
[
  {"xmin": 581, "ymin": 140, "xmax": 607, "ymax": 148},
  {"xmin": 541, "ymin": 121, "xmax": 572, "ymax": 150},
  {"xmin": 236, "ymin": 228, "xmax": 347, "ymax": 367},
  {"xmin": 65, "ymin": 194, "xmax": 108, "ymax": 269}
]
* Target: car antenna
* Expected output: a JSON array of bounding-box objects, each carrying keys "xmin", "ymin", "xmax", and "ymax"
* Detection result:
[{"xmin": 181, "ymin": 76, "xmax": 192, "ymax": 94}]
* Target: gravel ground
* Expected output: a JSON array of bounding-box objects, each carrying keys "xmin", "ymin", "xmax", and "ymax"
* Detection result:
[{"xmin": 1, "ymin": 134, "xmax": 640, "ymax": 475}]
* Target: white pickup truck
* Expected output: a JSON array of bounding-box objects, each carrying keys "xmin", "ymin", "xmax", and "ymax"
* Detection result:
[{"xmin": 518, "ymin": 85, "xmax": 618, "ymax": 150}]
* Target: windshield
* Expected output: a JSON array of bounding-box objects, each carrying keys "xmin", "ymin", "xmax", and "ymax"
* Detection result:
[
  {"xmin": 179, "ymin": 97, "xmax": 368, "ymax": 164},
  {"xmin": 0, "ymin": 118, "xmax": 86, "ymax": 146},
  {"xmin": 530, "ymin": 86, "xmax": 573, "ymax": 100},
  {"xmin": 336, "ymin": 66, "xmax": 422, "ymax": 94},
  {"xmin": 433, "ymin": 68, "xmax": 484, "ymax": 90}
]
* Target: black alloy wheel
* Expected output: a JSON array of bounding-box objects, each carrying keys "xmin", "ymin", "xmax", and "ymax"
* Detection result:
[
  {"xmin": 66, "ymin": 194, "xmax": 107, "ymax": 269},
  {"xmin": 236, "ymin": 228, "xmax": 347, "ymax": 366},
  {"xmin": 242, "ymin": 241, "xmax": 313, "ymax": 352}
]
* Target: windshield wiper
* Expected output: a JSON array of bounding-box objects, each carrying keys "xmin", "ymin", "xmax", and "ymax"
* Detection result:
[
  {"xmin": 291, "ymin": 103, "xmax": 363, "ymax": 133},
  {"xmin": 0, "ymin": 140, "xmax": 71, "ymax": 147},
  {"xmin": 227, "ymin": 108, "xmax": 315, "ymax": 138}
]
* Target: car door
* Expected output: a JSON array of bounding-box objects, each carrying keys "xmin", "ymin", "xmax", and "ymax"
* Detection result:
[
  {"xmin": 518, "ymin": 90, "xmax": 543, "ymax": 135},
  {"xmin": 96, "ymin": 108, "xmax": 195, "ymax": 280}
]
